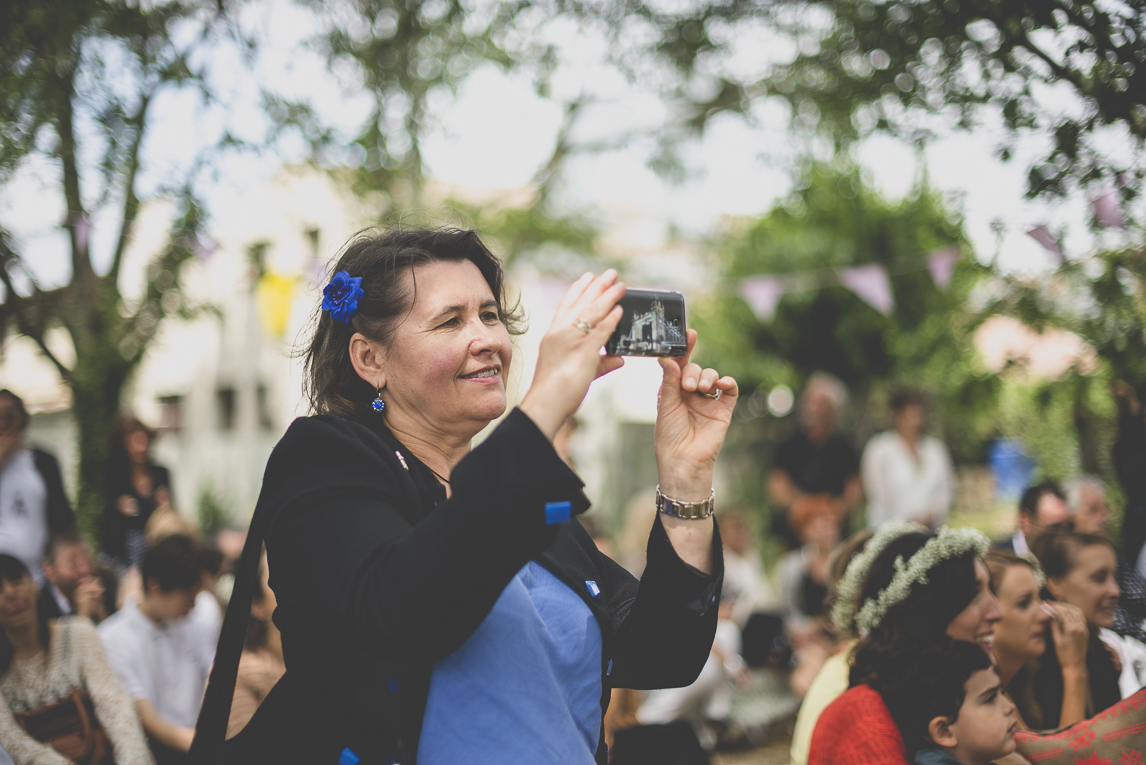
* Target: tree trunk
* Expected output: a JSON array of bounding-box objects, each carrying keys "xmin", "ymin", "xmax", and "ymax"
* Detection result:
[{"xmin": 70, "ymin": 349, "xmax": 130, "ymax": 548}]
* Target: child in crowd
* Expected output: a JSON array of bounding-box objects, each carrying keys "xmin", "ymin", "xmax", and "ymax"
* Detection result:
[
  {"xmin": 100, "ymin": 534, "xmax": 215, "ymax": 764},
  {"xmin": 876, "ymin": 637, "xmax": 1017, "ymax": 765}
]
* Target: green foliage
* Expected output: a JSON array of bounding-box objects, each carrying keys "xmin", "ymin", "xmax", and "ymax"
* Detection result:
[
  {"xmin": 0, "ymin": 0, "xmax": 239, "ymax": 538},
  {"xmin": 697, "ymin": 162, "xmax": 997, "ymax": 460},
  {"xmin": 557, "ymin": 0, "xmax": 1144, "ymax": 206},
  {"xmin": 284, "ymin": 0, "xmax": 527, "ymax": 206},
  {"xmin": 197, "ymin": 484, "xmax": 230, "ymax": 539}
]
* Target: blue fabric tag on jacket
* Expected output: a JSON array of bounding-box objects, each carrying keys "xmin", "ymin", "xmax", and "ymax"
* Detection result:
[
  {"xmin": 585, "ymin": 580, "xmax": 601, "ymax": 598},
  {"xmin": 545, "ymin": 501, "xmax": 572, "ymax": 525}
]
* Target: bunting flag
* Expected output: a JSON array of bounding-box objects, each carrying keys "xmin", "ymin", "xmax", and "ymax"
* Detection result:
[
  {"xmin": 734, "ymin": 246, "xmax": 963, "ymax": 322},
  {"xmin": 840, "ymin": 263, "xmax": 895, "ymax": 315},
  {"xmin": 256, "ymin": 272, "xmax": 300, "ymax": 339},
  {"xmin": 1026, "ymin": 225, "xmax": 1063, "ymax": 261},
  {"xmin": 739, "ymin": 276, "xmax": 786, "ymax": 322},
  {"xmin": 926, "ymin": 246, "xmax": 960, "ymax": 289},
  {"xmin": 1091, "ymin": 192, "xmax": 1125, "ymax": 229},
  {"xmin": 194, "ymin": 236, "xmax": 220, "ymax": 262}
]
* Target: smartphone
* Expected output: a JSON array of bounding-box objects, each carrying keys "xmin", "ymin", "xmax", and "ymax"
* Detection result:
[{"xmin": 604, "ymin": 288, "xmax": 688, "ymax": 357}]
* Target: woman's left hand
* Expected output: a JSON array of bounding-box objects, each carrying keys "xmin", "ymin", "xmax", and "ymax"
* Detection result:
[{"xmin": 654, "ymin": 329, "xmax": 738, "ymax": 500}]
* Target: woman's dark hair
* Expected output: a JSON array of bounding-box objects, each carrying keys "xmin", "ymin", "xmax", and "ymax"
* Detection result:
[
  {"xmin": 888, "ymin": 389, "xmax": 925, "ymax": 414},
  {"xmin": 1029, "ymin": 522, "xmax": 1116, "ymax": 581},
  {"xmin": 0, "ymin": 554, "xmax": 52, "ymax": 673},
  {"xmin": 874, "ymin": 637, "xmax": 994, "ymax": 756},
  {"xmin": 303, "ymin": 227, "xmax": 525, "ymax": 419},
  {"xmin": 849, "ymin": 531, "xmax": 981, "ymax": 688},
  {"xmin": 0, "ymin": 390, "xmax": 29, "ymax": 431}
]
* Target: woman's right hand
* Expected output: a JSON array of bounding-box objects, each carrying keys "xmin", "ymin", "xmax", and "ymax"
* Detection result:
[
  {"xmin": 1048, "ymin": 601, "xmax": 1089, "ymax": 669},
  {"xmin": 520, "ymin": 270, "xmax": 626, "ymax": 442}
]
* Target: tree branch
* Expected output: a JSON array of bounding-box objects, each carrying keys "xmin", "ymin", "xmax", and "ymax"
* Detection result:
[
  {"xmin": 109, "ymin": 89, "xmax": 153, "ymax": 285},
  {"xmin": 55, "ymin": 65, "xmax": 93, "ymax": 289}
]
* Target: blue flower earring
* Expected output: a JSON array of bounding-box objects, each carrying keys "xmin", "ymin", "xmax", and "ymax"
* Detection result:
[{"xmin": 372, "ymin": 388, "xmax": 385, "ymax": 413}]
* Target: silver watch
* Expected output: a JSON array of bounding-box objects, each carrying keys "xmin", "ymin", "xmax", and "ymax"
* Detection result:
[{"xmin": 655, "ymin": 486, "xmax": 715, "ymax": 520}]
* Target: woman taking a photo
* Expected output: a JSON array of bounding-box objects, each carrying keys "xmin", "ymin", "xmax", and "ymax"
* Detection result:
[
  {"xmin": 0, "ymin": 554, "xmax": 152, "ymax": 765},
  {"xmin": 1029, "ymin": 525, "xmax": 1146, "ymax": 727},
  {"xmin": 194, "ymin": 227, "xmax": 736, "ymax": 764},
  {"xmin": 984, "ymin": 551, "xmax": 1090, "ymax": 730}
]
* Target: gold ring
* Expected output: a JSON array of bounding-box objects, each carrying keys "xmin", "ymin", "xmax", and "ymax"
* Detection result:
[
  {"xmin": 573, "ymin": 319, "xmax": 594, "ymax": 334},
  {"xmin": 699, "ymin": 389, "xmax": 722, "ymax": 400}
]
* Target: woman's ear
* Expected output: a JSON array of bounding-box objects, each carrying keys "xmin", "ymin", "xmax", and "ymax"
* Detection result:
[
  {"xmin": 1046, "ymin": 577, "xmax": 1065, "ymax": 601},
  {"xmin": 348, "ymin": 332, "xmax": 387, "ymax": 390},
  {"xmin": 928, "ymin": 716, "xmax": 958, "ymax": 749}
]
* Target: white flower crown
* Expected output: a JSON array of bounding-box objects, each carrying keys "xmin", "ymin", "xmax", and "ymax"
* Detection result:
[
  {"xmin": 830, "ymin": 521, "xmax": 925, "ymax": 632},
  {"xmin": 853, "ymin": 526, "xmax": 991, "ymax": 634}
]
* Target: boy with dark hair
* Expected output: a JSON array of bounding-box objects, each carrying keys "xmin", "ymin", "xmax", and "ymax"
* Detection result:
[
  {"xmin": 100, "ymin": 535, "xmax": 217, "ymax": 763},
  {"xmin": 876, "ymin": 638, "xmax": 1017, "ymax": 765}
]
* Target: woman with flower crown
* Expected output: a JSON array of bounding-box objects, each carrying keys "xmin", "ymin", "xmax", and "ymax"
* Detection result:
[
  {"xmin": 190, "ymin": 227, "xmax": 738, "ymax": 765},
  {"xmin": 806, "ymin": 522, "xmax": 1004, "ymax": 765}
]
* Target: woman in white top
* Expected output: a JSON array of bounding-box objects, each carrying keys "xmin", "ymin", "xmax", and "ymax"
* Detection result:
[{"xmin": 861, "ymin": 390, "xmax": 955, "ymax": 529}]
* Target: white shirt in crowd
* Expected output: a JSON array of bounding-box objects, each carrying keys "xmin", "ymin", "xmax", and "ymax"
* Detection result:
[
  {"xmin": 861, "ymin": 431, "xmax": 956, "ymax": 528},
  {"xmin": 99, "ymin": 593, "xmax": 221, "ymax": 728},
  {"xmin": 0, "ymin": 449, "xmax": 48, "ymax": 584}
]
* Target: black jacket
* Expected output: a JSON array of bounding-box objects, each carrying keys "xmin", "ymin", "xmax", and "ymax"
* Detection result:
[
  {"xmin": 194, "ymin": 408, "xmax": 722, "ymax": 765},
  {"xmin": 25, "ymin": 448, "xmax": 75, "ymax": 537}
]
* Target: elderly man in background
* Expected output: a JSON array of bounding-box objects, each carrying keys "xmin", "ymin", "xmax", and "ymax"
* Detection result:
[
  {"xmin": 1064, "ymin": 474, "xmax": 1146, "ymax": 643},
  {"xmin": 768, "ymin": 373, "xmax": 861, "ymax": 549}
]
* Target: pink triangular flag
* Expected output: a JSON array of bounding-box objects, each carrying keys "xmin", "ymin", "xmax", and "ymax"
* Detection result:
[
  {"xmin": 840, "ymin": 264, "xmax": 894, "ymax": 316},
  {"xmin": 926, "ymin": 246, "xmax": 960, "ymax": 289},
  {"xmin": 1091, "ymin": 192, "xmax": 1124, "ymax": 229},
  {"xmin": 739, "ymin": 276, "xmax": 786, "ymax": 322},
  {"xmin": 194, "ymin": 235, "xmax": 220, "ymax": 262},
  {"xmin": 1027, "ymin": 226, "xmax": 1063, "ymax": 261}
]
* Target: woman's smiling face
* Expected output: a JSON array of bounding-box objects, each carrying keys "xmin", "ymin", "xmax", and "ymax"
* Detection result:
[
  {"xmin": 378, "ymin": 259, "xmax": 512, "ymax": 438},
  {"xmin": 945, "ymin": 558, "xmax": 1004, "ymax": 653},
  {"xmin": 992, "ymin": 563, "xmax": 1052, "ymax": 662},
  {"xmin": 1049, "ymin": 542, "xmax": 1120, "ymax": 629}
]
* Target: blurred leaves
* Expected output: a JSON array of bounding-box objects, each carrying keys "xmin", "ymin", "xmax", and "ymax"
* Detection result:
[
  {"xmin": 696, "ymin": 161, "xmax": 997, "ymax": 462},
  {"xmin": 551, "ymin": 0, "xmax": 1145, "ymax": 207}
]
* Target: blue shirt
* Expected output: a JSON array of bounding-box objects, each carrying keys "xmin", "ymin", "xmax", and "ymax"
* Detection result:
[{"xmin": 418, "ymin": 561, "xmax": 603, "ymax": 764}]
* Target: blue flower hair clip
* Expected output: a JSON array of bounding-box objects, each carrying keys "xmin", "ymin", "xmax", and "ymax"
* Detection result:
[{"xmin": 322, "ymin": 270, "xmax": 365, "ymax": 324}]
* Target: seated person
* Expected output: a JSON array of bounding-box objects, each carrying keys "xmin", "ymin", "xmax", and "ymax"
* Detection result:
[
  {"xmin": 100, "ymin": 535, "xmax": 214, "ymax": 763},
  {"xmin": 769, "ymin": 374, "xmax": 861, "ymax": 549},
  {"xmin": 877, "ymin": 637, "xmax": 1017, "ymax": 765},
  {"xmin": 995, "ymin": 482, "xmax": 1068, "ymax": 557},
  {"xmin": 38, "ymin": 530, "xmax": 107, "ymax": 623},
  {"xmin": 1028, "ymin": 524, "xmax": 1146, "ymax": 727},
  {"xmin": 227, "ymin": 556, "xmax": 284, "ymax": 739}
]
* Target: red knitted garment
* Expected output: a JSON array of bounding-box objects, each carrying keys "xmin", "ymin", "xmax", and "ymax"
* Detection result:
[
  {"xmin": 808, "ymin": 684, "xmax": 910, "ymax": 765},
  {"xmin": 1014, "ymin": 687, "xmax": 1146, "ymax": 765}
]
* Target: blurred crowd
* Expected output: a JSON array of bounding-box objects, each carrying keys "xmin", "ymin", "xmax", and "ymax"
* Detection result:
[
  {"xmin": 0, "ymin": 390, "xmax": 275, "ymax": 765},
  {"xmin": 598, "ymin": 374, "xmax": 1146, "ymax": 764},
  {"xmin": 2, "ymin": 369, "xmax": 1146, "ymax": 765}
]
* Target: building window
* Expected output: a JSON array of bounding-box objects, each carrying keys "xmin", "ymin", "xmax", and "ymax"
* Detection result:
[
  {"xmin": 158, "ymin": 395, "xmax": 184, "ymax": 432},
  {"xmin": 216, "ymin": 387, "xmax": 236, "ymax": 431},
  {"xmin": 256, "ymin": 383, "xmax": 274, "ymax": 431}
]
